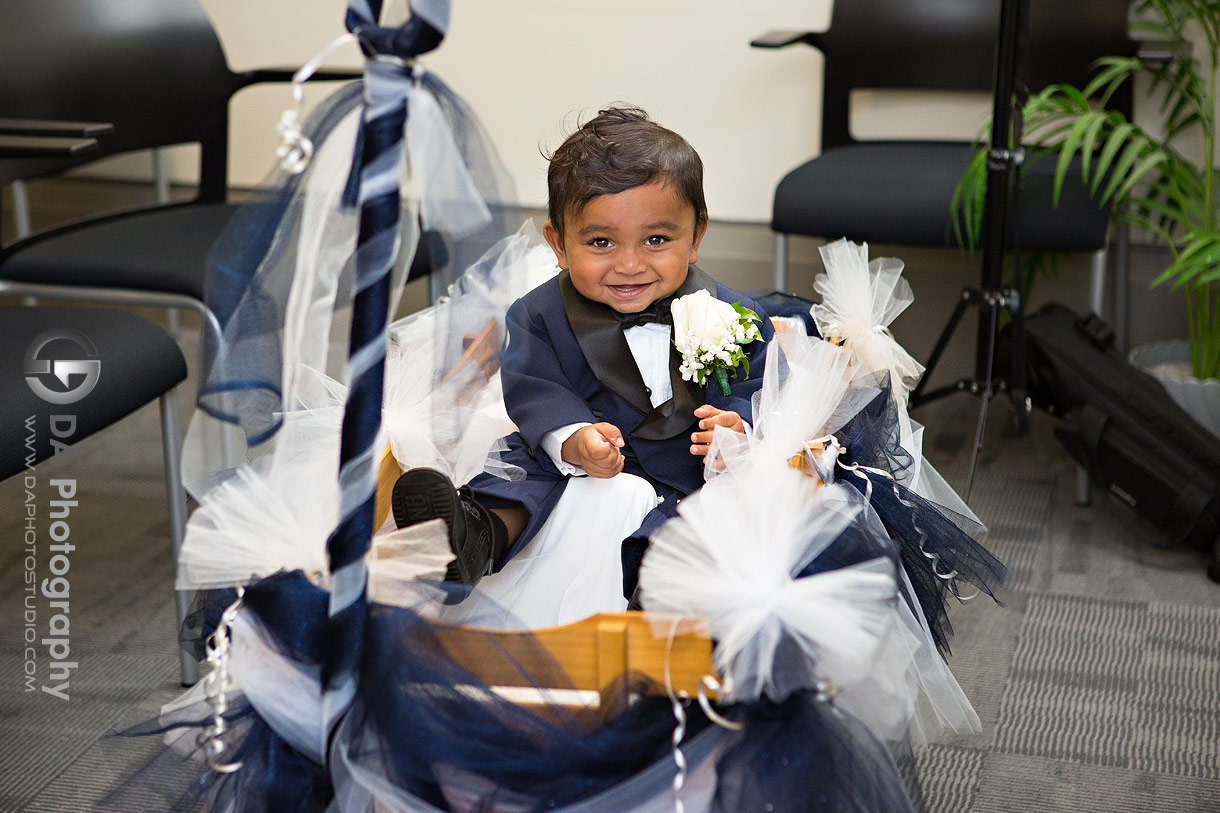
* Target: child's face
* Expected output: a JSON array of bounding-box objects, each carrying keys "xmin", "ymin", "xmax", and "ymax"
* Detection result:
[{"xmin": 543, "ymin": 182, "xmax": 707, "ymax": 313}]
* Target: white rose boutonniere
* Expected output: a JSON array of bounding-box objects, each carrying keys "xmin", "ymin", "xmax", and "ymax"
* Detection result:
[{"xmin": 670, "ymin": 289, "xmax": 763, "ymax": 396}]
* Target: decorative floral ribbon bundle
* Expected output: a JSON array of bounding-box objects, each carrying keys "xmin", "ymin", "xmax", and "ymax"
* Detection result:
[{"xmin": 671, "ymin": 289, "xmax": 763, "ymax": 396}]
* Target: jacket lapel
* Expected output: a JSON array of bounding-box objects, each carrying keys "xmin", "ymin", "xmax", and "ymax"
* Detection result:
[
  {"xmin": 560, "ymin": 271, "xmax": 654, "ymax": 416},
  {"xmin": 559, "ymin": 266, "xmax": 718, "ymax": 441}
]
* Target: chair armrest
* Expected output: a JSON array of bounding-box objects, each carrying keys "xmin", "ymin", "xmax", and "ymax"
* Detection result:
[
  {"xmin": 235, "ymin": 66, "xmax": 363, "ymax": 89},
  {"xmin": 0, "ymin": 117, "xmax": 114, "ymax": 138},
  {"xmin": 0, "ymin": 134, "xmax": 99, "ymax": 158},
  {"xmin": 1137, "ymin": 39, "xmax": 1190, "ymax": 66},
  {"xmin": 750, "ymin": 29, "xmax": 824, "ymax": 50}
]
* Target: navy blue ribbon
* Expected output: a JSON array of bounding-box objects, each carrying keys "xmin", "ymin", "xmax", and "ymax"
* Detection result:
[{"xmin": 323, "ymin": 0, "xmax": 450, "ymax": 751}]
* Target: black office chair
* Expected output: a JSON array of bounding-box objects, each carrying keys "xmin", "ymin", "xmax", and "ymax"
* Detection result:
[
  {"xmin": 1, "ymin": 126, "xmax": 199, "ymax": 683},
  {"xmin": 0, "ymin": 301, "xmax": 194, "ymax": 683},
  {"xmin": 753, "ymin": 0, "xmax": 1138, "ymax": 329},
  {"xmin": 0, "ymin": 0, "xmax": 392, "ymax": 370}
]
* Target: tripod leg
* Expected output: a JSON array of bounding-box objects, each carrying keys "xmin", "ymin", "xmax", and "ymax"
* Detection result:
[
  {"xmin": 911, "ymin": 289, "xmax": 975, "ymax": 406},
  {"xmin": 965, "ymin": 297, "xmax": 1001, "ymax": 502},
  {"xmin": 1007, "ymin": 286, "xmax": 1030, "ymax": 433}
]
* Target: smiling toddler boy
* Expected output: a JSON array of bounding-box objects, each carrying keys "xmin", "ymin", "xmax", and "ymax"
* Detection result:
[{"xmin": 393, "ymin": 106, "xmax": 774, "ymax": 602}]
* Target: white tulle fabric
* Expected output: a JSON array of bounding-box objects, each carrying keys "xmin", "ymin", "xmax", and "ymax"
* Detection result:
[
  {"xmin": 807, "ymin": 239, "xmax": 983, "ymax": 526},
  {"xmin": 176, "ymin": 440, "xmax": 336, "ymax": 589},
  {"xmin": 175, "ymin": 228, "xmax": 560, "ymax": 593},
  {"xmin": 381, "ymin": 231, "xmax": 558, "ymax": 485},
  {"xmin": 640, "ymin": 467, "xmax": 898, "ymax": 706},
  {"xmin": 175, "ymin": 432, "xmax": 454, "ymax": 592},
  {"xmin": 182, "ymin": 75, "xmax": 500, "ymax": 503},
  {"xmin": 825, "ymin": 488, "xmax": 981, "ymax": 744},
  {"xmin": 272, "ymin": 228, "xmax": 557, "ymax": 489},
  {"xmin": 703, "ymin": 334, "xmax": 874, "ymax": 482},
  {"xmin": 645, "ymin": 321, "xmax": 981, "ymax": 745},
  {"xmin": 811, "ymin": 239, "xmax": 925, "ymax": 405}
]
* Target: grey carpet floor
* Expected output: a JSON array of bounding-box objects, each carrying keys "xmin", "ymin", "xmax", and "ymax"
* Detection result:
[{"xmin": 1, "ymin": 361, "xmax": 1218, "ymax": 812}]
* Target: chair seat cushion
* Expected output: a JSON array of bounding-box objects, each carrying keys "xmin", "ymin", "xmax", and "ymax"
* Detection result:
[
  {"xmin": 0, "ymin": 202, "xmax": 237, "ymax": 300},
  {"xmin": 0, "ymin": 306, "xmax": 187, "ymax": 480},
  {"xmin": 772, "ymin": 142, "xmax": 1110, "ymax": 252}
]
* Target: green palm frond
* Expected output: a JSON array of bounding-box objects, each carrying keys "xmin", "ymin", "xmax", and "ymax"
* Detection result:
[
  {"xmin": 948, "ymin": 147, "xmax": 987, "ymax": 252},
  {"xmin": 1156, "ymin": 231, "xmax": 1220, "ymax": 287},
  {"xmin": 950, "ymin": 0, "xmax": 1220, "ymax": 379}
]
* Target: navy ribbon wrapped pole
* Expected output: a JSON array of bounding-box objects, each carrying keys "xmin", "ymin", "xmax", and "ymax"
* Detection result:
[{"xmin": 323, "ymin": 0, "xmax": 450, "ymax": 750}]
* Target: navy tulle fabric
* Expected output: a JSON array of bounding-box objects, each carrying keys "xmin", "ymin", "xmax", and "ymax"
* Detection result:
[
  {"xmin": 194, "ymin": 70, "xmax": 519, "ymax": 451},
  {"xmin": 836, "ymin": 380, "xmax": 1011, "ymax": 654},
  {"xmin": 714, "ymin": 692, "xmax": 917, "ymax": 812},
  {"xmin": 127, "ymin": 558, "xmax": 919, "ymax": 813},
  {"xmin": 199, "ymin": 84, "xmax": 364, "ymax": 445}
]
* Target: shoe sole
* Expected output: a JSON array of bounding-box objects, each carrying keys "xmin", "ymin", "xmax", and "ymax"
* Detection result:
[{"xmin": 390, "ymin": 468, "xmax": 467, "ymax": 582}]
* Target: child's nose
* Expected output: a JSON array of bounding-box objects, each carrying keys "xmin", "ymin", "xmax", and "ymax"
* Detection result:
[{"xmin": 618, "ymin": 247, "xmax": 645, "ymax": 274}]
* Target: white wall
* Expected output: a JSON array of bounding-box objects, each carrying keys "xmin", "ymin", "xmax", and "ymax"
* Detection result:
[
  {"xmin": 97, "ymin": 2, "xmax": 1216, "ymax": 225},
  {"xmin": 122, "ymin": 0, "xmax": 995, "ymax": 223}
]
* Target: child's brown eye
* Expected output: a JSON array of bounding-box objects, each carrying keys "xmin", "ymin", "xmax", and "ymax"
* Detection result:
[
  {"xmin": 645, "ymin": 235, "xmax": 669, "ymax": 246},
  {"xmin": 590, "ymin": 238, "xmax": 611, "ymax": 249}
]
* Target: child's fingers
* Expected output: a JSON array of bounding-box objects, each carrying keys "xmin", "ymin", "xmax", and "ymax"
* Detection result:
[
  {"xmin": 587, "ymin": 448, "xmax": 624, "ymax": 478},
  {"xmin": 593, "ymin": 421, "xmax": 625, "ymax": 448},
  {"xmin": 690, "ymin": 422, "xmax": 716, "ymax": 457},
  {"xmin": 696, "ymin": 408, "xmax": 744, "ymax": 434},
  {"xmin": 587, "ymin": 435, "xmax": 615, "ymax": 460}
]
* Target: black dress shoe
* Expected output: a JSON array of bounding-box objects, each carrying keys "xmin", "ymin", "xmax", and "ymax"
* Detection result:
[{"xmin": 391, "ymin": 467, "xmax": 502, "ymax": 584}]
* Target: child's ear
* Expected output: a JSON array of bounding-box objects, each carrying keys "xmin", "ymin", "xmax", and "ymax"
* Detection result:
[
  {"xmin": 688, "ymin": 220, "xmax": 709, "ymax": 265},
  {"xmin": 543, "ymin": 220, "xmax": 569, "ymax": 270}
]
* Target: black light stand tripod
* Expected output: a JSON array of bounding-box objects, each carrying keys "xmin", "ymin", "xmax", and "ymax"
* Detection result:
[{"xmin": 908, "ymin": 0, "xmax": 1032, "ymax": 500}]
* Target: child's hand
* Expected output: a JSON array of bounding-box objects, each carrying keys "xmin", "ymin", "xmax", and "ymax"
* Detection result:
[
  {"xmin": 562, "ymin": 422, "xmax": 625, "ymax": 479},
  {"xmin": 690, "ymin": 405, "xmax": 745, "ymax": 458}
]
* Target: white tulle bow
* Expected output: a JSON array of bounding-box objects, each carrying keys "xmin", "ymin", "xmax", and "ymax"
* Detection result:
[
  {"xmin": 704, "ymin": 334, "xmax": 877, "ymax": 480},
  {"xmin": 640, "ymin": 467, "xmax": 897, "ymax": 704},
  {"xmin": 811, "ymin": 239, "xmax": 925, "ymax": 404}
]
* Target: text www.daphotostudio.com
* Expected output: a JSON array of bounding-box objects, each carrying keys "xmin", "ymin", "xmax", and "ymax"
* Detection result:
[{"xmin": 20, "ymin": 328, "xmax": 102, "ymax": 701}]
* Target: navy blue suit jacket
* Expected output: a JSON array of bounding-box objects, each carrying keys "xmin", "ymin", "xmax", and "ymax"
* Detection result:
[{"xmin": 471, "ymin": 265, "xmax": 773, "ymax": 569}]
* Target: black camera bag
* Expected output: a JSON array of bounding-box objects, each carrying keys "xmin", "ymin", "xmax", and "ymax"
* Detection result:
[{"xmin": 1021, "ymin": 303, "xmax": 1220, "ymax": 580}]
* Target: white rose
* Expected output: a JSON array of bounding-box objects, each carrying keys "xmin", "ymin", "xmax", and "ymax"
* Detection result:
[{"xmin": 670, "ymin": 289, "xmax": 737, "ymax": 347}]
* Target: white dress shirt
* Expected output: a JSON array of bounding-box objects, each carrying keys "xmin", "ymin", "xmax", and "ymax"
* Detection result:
[{"xmin": 541, "ymin": 322, "xmax": 673, "ymax": 475}]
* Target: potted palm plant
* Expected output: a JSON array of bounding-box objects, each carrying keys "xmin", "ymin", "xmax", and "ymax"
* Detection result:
[{"xmin": 955, "ymin": 0, "xmax": 1220, "ymax": 435}]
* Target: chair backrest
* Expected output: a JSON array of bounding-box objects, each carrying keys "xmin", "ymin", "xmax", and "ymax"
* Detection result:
[
  {"xmin": 0, "ymin": 0, "xmax": 237, "ymax": 200},
  {"xmin": 815, "ymin": 0, "xmax": 1137, "ymax": 150}
]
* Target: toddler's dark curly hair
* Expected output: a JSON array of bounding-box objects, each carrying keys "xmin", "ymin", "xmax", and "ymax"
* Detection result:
[{"xmin": 546, "ymin": 105, "xmax": 707, "ymax": 240}]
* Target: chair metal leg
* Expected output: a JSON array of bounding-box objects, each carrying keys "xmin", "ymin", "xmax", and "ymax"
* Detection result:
[
  {"xmin": 774, "ymin": 232, "xmax": 789, "ymax": 293},
  {"xmin": 152, "ymin": 148, "xmax": 172, "ymax": 204},
  {"xmin": 151, "ymin": 149, "xmax": 181, "ymax": 336},
  {"xmin": 11, "ymin": 178, "xmax": 32, "ymax": 238},
  {"xmin": 1114, "ymin": 224, "xmax": 1130, "ymax": 355},
  {"xmin": 1088, "ymin": 247, "xmax": 1107, "ymax": 318},
  {"xmin": 12, "ymin": 183, "xmax": 36, "ymax": 309},
  {"xmin": 1075, "ymin": 466, "xmax": 1091, "ymax": 506},
  {"xmin": 160, "ymin": 388, "xmax": 199, "ymax": 686}
]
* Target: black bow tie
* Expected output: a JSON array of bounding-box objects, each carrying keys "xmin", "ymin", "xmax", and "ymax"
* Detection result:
[{"xmin": 614, "ymin": 295, "xmax": 676, "ymax": 330}]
